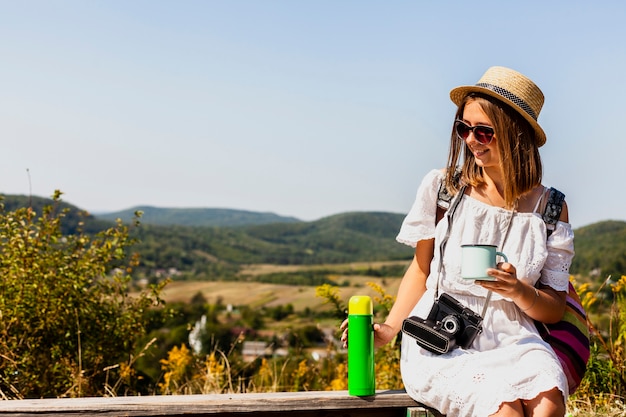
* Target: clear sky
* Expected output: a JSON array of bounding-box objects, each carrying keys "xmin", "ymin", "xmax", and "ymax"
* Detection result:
[{"xmin": 1, "ymin": 1, "xmax": 624, "ymax": 228}]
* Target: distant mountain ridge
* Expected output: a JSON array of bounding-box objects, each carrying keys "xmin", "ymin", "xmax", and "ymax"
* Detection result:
[
  {"xmin": 1, "ymin": 193, "xmax": 625, "ymax": 278},
  {"xmin": 97, "ymin": 206, "xmax": 301, "ymax": 227}
]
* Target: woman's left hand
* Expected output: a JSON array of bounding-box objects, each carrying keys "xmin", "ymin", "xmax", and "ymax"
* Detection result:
[{"xmin": 477, "ymin": 262, "xmax": 523, "ymax": 298}]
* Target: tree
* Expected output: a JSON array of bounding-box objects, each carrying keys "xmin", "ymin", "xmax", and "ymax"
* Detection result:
[{"xmin": 0, "ymin": 191, "xmax": 166, "ymax": 398}]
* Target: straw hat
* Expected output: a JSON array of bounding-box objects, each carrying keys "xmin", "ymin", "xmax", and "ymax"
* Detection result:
[{"xmin": 449, "ymin": 66, "xmax": 546, "ymax": 147}]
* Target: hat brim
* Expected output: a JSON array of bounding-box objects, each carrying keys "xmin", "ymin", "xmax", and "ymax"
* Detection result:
[{"xmin": 450, "ymin": 85, "xmax": 546, "ymax": 147}]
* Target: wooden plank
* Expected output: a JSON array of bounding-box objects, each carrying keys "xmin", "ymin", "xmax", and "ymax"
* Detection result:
[{"xmin": 0, "ymin": 390, "xmax": 442, "ymax": 417}]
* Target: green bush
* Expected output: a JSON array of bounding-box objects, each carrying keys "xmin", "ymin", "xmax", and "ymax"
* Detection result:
[{"xmin": 0, "ymin": 191, "xmax": 166, "ymax": 398}]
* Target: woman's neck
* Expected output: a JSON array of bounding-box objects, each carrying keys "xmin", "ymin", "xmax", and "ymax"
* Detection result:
[
  {"xmin": 482, "ymin": 168, "xmax": 505, "ymax": 196},
  {"xmin": 476, "ymin": 168, "xmax": 509, "ymax": 208}
]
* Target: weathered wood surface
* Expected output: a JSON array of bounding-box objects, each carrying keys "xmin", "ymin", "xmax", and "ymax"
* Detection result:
[{"xmin": 0, "ymin": 389, "xmax": 443, "ymax": 417}]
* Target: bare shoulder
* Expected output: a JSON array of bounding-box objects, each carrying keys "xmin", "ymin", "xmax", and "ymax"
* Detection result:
[
  {"xmin": 518, "ymin": 185, "xmax": 569, "ymax": 223},
  {"xmin": 518, "ymin": 185, "xmax": 547, "ymax": 213}
]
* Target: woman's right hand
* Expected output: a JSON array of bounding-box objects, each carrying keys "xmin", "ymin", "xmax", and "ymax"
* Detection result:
[
  {"xmin": 339, "ymin": 319, "xmax": 397, "ymax": 349},
  {"xmin": 373, "ymin": 323, "xmax": 397, "ymax": 348},
  {"xmin": 339, "ymin": 318, "xmax": 349, "ymax": 348}
]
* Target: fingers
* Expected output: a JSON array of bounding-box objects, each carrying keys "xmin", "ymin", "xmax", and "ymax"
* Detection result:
[
  {"xmin": 479, "ymin": 262, "xmax": 522, "ymax": 299},
  {"xmin": 341, "ymin": 322, "xmax": 385, "ymax": 348},
  {"xmin": 498, "ymin": 262, "xmax": 516, "ymax": 274},
  {"xmin": 340, "ymin": 318, "xmax": 349, "ymax": 348},
  {"xmin": 485, "ymin": 262, "xmax": 517, "ymax": 281},
  {"xmin": 339, "ymin": 318, "xmax": 348, "ymax": 330}
]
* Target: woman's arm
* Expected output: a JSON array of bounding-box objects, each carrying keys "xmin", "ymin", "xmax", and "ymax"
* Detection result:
[
  {"xmin": 480, "ymin": 201, "xmax": 570, "ymax": 323},
  {"xmin": 501, "ymin": 266, "xmax": 567, "ymax": 323},
  {"xmin": 373, "ymin": 238, "xmax": 434, "ymax": 347},
  {"xmin": 340, "ymin": 238, "xmax": 435, "ymax": 348},
  {"xmin": 383, "ymin": 238, "xmax": 434, "ymax": 333},
  {"xmin": 513, "ymin": 200, "xmax": 571, "ymax": 323}
]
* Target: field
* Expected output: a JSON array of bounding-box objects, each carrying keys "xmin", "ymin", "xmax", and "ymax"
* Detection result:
[
  {"xmin": 160, "ymin": 261, "xmax": 407, "ymax": 311},
  {"xmin": 156, "ymin": 263, "xmax": 626, "ymax": 416}
]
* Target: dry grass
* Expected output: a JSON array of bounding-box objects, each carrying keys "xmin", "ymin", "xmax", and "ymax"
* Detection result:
[
  {"xmin": 237, "ymin": 261, "xmax": 407, "ymax": 276},
  {"xmin": 160, "ymin": 262, "xmax": 405, "ymax": 310},
  {"xmin": 567, "ymin": 394, "xmax": 626, "ymax": 416}
]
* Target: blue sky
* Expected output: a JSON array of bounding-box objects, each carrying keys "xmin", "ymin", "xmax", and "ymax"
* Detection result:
[{"xmin": 1, "ymin": 1, "xmax": 624, "ymax": 228}]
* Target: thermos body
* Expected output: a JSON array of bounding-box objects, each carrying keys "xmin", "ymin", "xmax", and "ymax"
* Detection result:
[{"xmin": 347, "ymin": 295, "xmax": 375, "ymax": 396}]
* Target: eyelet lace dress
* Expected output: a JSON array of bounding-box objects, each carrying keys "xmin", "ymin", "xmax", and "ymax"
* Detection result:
[{"xmin": 396, "ymin": 169, "xmax": 574, "ymax": 417}]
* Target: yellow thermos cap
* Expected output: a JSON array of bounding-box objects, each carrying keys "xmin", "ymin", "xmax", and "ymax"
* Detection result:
[{"xmin": 349, "ymin": 295, "xmax": 373, "ymax": 315}]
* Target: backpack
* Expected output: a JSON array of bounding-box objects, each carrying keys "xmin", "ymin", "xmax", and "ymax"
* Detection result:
[
  {"xmin": 533, "ymin": 187, "xmax": 590, "ymax": 394},
  {"xmin": 437, "ymin": 179, "xmax": 590, "ymax": 394}
]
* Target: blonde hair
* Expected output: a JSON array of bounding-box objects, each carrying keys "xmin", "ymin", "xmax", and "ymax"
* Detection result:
[{"xmin": 444, "ymin": 94, "xmax": 543, "ymax": 209}]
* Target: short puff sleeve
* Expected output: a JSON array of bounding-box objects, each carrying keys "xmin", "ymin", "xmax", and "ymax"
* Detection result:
[
  {"xmin": 396, "ymin": 169, "xmax": 443, "ymax": 248},
  {"xmin": 538, "ymin": 221, "xmax": 575, "ymax": 292}
]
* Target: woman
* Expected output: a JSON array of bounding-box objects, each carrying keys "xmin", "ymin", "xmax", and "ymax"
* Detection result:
[{"xmin": 343, "ymin": 67, "xmax": 574, "ymax": 416}]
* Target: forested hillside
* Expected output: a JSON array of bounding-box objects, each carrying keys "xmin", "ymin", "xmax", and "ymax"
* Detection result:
[
  {"xmin": 2, "ymin": 194, "xmax": 625, "ymax": 280},
  {"xmin": 570, "ymin": 220, "xmax": 626, "ymax": 278},
  {"xmin": 1, "ymin": 194, "xmax": 112, "ymax": 234},
  {"xmin": 129, "ymin": 211, "xmax": 413, "ymax": 279}
]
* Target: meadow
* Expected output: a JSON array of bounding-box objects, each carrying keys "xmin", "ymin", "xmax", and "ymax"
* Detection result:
[
  {"xmin": 153, "ymin": 263, "xmax": 626, "ymax": 417},
  {"xmin": 160, "ymin": 261, "xmax": 405, "ymax": 309}
]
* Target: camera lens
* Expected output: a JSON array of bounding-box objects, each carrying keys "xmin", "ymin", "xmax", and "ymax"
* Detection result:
[{"xmin": 441, "ymin": 315, "xmax": 461, "ymax": 335}]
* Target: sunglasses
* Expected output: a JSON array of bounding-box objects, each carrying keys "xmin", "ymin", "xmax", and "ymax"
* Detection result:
[{"xmin": 454, "ymin": 120, "xmax": 495, "ymax": 145}]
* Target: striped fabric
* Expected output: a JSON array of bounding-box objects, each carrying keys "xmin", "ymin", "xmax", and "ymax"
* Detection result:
[{"xmin": 535, "ymin": 281, "xmax": 590, "ymax": 393}]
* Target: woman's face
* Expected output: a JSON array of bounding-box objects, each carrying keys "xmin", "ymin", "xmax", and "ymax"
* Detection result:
[{"xmin": 461, "ymin": 100, "xmax": 500, "ymax": 169}]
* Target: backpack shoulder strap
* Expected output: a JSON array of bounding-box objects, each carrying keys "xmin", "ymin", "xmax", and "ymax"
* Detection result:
[
  {"xmin": 437, "ymin": 168, "xmax": 461, "ymax": 208},
  {"xmin": 437, "ymin": 180, "xmax": 454, "ymax": 210},
  {"xmin": 542, "ymin": 187, "xmax": 565, "ymax": 237}
]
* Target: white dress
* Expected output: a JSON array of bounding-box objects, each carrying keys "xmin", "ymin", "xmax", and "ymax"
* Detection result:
[{"xmin": 396, "ymin": 169, "xmax": 574, "ymax": 417}]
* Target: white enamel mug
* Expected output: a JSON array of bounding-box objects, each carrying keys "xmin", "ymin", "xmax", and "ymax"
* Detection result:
[{"xmin": 461, "ymin": 244, "xmax": 508, "ymax": 281}]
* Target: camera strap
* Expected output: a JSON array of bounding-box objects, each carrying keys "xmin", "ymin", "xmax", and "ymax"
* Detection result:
[{"xmin": 436, "ymin": 184, "xmax": 466, "ymax": 295}]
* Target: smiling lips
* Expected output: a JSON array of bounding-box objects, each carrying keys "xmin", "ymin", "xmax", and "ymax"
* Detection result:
[{"xmin": 472, "ymin": 148, "xmax": 489, "ymax": 157}]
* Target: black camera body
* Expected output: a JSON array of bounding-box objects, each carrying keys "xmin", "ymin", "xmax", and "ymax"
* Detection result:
[{"xmin": 402, "ymin": 293, "xmax": 483, "ymax": 355}]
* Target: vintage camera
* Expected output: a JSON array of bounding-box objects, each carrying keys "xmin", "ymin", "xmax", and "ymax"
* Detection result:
[{"xmin": 401, "ymin": 293, "xmax": 483, "ymax": 355}]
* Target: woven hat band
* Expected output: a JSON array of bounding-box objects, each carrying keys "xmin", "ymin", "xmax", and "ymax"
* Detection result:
[
  {"xmin": 475, "ymin": 82, "xmax": 537, "ymax": 120},
  {"xmin": 449, "ymin": 67, "xmax": 547, "ymax": 146}
]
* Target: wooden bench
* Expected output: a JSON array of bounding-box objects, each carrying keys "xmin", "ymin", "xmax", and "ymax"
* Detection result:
[{"xmin": 0, "ymin": 389, "xmax": 443, "ymax": 417}]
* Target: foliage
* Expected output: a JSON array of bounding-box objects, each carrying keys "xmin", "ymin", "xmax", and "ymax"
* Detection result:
[
  {"xmin": 2, "ymin": 195, "xmax": 415, "ymax": 277},
  {"xmin": 0, "ymin": 194, "xmax": 113, "ymax": 235},
  {"xmin": 573, "ymin": 275, "xmax": 626, "ymax": 409},
  {"xmin": 5, "ymin": 195, "xmax": 625, "ymax": 286},
  {"xmin": 145, "ymin": 280, "xmax": 404, "ymax": 396},
  {"xmin": 242, "ymin": 212, "xmax": 412, "ymax": 264},
  {"xmin": 158, "ymin": 344, "xmax": 193, "ymax": 394},
  {"xmin": 0, "ymin": 192, "xmax": 166, "ymax": 399},
  {"xmin": 104, "ymin": 215, "xmax": 626, "ymax": 282},
  {"xmin": 315, "ymin": 284, "xmax": 346, "ymax": 318},
  {"xmin": 123, "ymin": 213, "xmax": 414, "ymax": 279},
  {"xmin": 570, "ymin": 221, "xmax": 626, "ymax": 278}
]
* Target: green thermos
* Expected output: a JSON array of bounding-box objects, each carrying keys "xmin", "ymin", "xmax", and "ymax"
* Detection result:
[{"xmin": 347, "ymin": 295, "xmax": 375, "ymax": 396}]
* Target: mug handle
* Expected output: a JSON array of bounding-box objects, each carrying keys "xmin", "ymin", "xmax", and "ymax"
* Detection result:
[{"xmin": 496, "ymin": 251, "xmax": 508, "ymax": 263}]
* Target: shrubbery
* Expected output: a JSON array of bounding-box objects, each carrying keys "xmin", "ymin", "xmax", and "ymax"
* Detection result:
[{"xmin": 0, "ymin": 192, "xmax": 166, "ymax": 398}]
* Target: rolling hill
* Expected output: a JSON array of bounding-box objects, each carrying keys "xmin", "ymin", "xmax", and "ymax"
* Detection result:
[
  {"xmin": 97, "ymin": 206, "xmax": 301, "ymax": 227},
  {"xmin": 1, "ymin": 193, "xmax": 625, "ymax": 279}
]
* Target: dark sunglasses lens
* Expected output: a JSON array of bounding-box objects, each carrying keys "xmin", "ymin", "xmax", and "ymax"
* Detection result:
[
  {"xmin": 455, "ymin": 121, "xmax": 470, "ymax": 139},
  {"xmin": 474, "ymin": 127, "xmax": 494, "ymax": 144}
]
